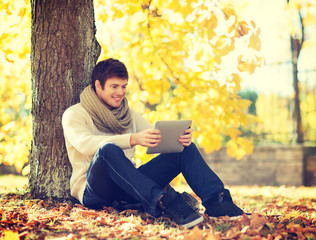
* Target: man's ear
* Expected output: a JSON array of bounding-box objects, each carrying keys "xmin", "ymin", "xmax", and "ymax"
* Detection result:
[{"xmin": 95, "ymin": 80, "xmax": 101, "ymax": 91}]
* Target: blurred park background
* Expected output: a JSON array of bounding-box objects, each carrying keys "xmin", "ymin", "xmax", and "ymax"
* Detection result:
[{"xmin": 0, "ymin": 0, "xmax": 315, "ymax": 188}]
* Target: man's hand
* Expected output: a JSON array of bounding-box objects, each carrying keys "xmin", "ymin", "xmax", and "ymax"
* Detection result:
[
  {"xmin": 130, "ymin": 129, "xmax": 161, "ymax": 147},
  {"xmin": 179, "ymin": 128, "xmax": 193, "ymax": 147}
]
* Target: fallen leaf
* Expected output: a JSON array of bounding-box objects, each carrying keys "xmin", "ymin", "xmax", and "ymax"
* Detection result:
[
  {"xmin": 250, "ymin": 213, "xmax": 268, "ymax": 230},
  {"xmin": 183, "ymin": 226, "xmax": 203, "ymax": 240},
  {"xmin": 75, "ymin": 209, "xmax": 100, "ymax": 218},
  {"xmin": 206, "ymin": 233, "xmax": 222, "ymax": 240},
  {"xmin": 3, "ymin": 230, "xmax": 20, "ymax": 240}
]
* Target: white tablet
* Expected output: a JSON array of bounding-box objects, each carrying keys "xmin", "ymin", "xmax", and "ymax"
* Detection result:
[{"xmin": 146, "ymin": 120, "xmax": 192, "ymax": 154}]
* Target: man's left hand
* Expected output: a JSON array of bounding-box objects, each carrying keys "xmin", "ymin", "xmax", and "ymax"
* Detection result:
[{"xmin": 179, "ymin": 127, "xmax": 193, "ymax": 146}]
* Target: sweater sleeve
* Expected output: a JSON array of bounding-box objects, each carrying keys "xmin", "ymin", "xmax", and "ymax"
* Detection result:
[
  {"xmin": 132, "ymin": 110, "xmax": 154, "ymax": 132},
  {"xmin": 62, "ymin": 104, "xmax": 132, "ymax": 157}
]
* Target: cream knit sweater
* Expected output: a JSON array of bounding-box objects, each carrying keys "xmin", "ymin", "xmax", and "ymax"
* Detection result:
[{"xmin": 62, "ymin": 103, "xmax": 153, "ymax": 204}]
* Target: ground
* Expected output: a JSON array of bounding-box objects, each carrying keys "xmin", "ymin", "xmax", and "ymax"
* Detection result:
[{"xmin": 0, "ymin": 175, "xmax": 315, "ymax": 239}]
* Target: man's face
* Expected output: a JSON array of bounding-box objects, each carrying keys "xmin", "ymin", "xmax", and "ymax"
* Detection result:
[{"xmin": 95, "ymin": 77, "xmax": 128, "ymax": 109}]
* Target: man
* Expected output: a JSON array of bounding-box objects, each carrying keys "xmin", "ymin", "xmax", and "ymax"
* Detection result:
[{"xmin": 62, "ymin": 58, "xmax": 245, "ymax": 229}]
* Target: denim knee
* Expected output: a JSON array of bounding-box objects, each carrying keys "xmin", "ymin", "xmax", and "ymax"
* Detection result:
[
  {"xmin": 98, "ymin": 143, "xmax": 123, "ymax": 157},
  {"xmin": 90, "ymin": 143, "xmax": 123, "ymax": 168},
  {"xmin": 181, "ymin": 143, "xmax": 199, "ymax": 157},
  {"xmin": 184, "ymin": 142, "xmax": 198, "ymax": 151}
]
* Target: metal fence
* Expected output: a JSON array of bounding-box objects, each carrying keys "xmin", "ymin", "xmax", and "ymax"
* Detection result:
[{"xmin": 241, "ymin": 62, "xmax": 316, "ymax": 145}]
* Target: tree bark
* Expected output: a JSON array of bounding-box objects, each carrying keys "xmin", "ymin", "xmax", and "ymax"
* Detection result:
[
  {"xmin": 29, "ymin": 0, "xmax": 101, "ymax": 199},
  {"xmin": 291, "ymin": 38, "xmax": 304, "ymax": 144},
  {"xmin": 287, "ymin": 0, "xmax": 304, "ymax": 144}
]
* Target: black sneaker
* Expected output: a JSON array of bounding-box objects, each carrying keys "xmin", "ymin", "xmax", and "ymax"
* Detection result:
[
  {"xmin": 159, "ymin": 188, "xmax": 204, "ymax": 228},
  {"xmin": 181, "ymin": 192, "xmax": 200, "ymax": 213},
  {"xmin": 204, "ymin": 189, "xmax": 245, "ymax": 219}
]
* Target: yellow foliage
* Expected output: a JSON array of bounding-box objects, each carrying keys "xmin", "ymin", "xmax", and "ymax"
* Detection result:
[
  {"xmin": 254, "ymin": 94, "xmax": 294, "ymax": 144},
  {"xmin": 305, "ymin": 5, "xmax": 316, "ymax": 26},
  {"xmin": 235, "ymin": 21, "xmax": 249, "ymax": 37},
  {"xmin": 253, "ymin": 89, "xmax": 316, "ymax": 144},
  {"xmin": 2, "ymin": 0, "xmax": 266, "ymax": 172},
  {"xmin": 0, "ymin": 0, "xmax": 31, "ymax": 172},
  {"xmin": 112, "ymin": 6, "xmax": 124, "ymax": 19},
  {"xmin": 1, "ymin": 0, "xmax": 314, "ymax": 177},
  {"xmin": 226, "ymin": 137, "xmax": 254, "ymax": 160},
  {"xmin": 300, "ymin": 84, "xmax": 316, "ymax": 142},
  {"xmin": 249, "ymin": 30, "xmax": 261, "ymax": 51},
  {"xmin": 237, "ymin": 54, "xmax": 264, "ymax": 74},
  {"xmin": 286, "ymin": 0, "xmax": 316, "ymax": 36}
]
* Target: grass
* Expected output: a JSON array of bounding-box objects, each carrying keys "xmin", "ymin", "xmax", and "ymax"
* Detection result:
[{"xmin": 0, "ymin": 174, "xmax": 28, "ymax": 193}]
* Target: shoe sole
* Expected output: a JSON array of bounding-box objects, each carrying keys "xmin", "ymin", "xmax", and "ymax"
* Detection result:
[
  {"xmin": 181, "ymin": 216, "xmax": 204, "ymax": 229},
  {"xmin": 230, "ymin": 213, "xmax": 252, "ymax": 220},
  {"xmin": 209, "ymin": 213, "xmax": 251, "ymax": 221}
]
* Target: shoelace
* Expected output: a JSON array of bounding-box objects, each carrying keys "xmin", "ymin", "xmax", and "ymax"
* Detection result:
[
  {"xmin": 219, "ymin": 190, "xmax": 233, "ymax": 203},
  {"xmin": 218, "ymin": 191, "xmax": 224, "ymax": 203}
]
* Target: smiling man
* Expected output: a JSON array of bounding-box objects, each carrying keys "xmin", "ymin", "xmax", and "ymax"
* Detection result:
[{"xmin": 62, "ymin": 58, "xmax": 245, "ymax": 229}]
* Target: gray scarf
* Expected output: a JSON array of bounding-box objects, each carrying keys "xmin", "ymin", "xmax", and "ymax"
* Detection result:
[{"xmin": 80, "ymin": 85, "xmax": 131, "ymax": 134}]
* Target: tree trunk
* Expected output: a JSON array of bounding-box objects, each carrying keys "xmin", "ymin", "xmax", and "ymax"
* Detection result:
[
  {"xmin": 291, "ymin": 38, "xmax": 304, "ymax": 144},
  {"xmin": 287, "ymin": 0, "xmax": 304, "ymax": 144},
  {"xmin": 29, "ymin": 0, "xmax": 101, "ymax": 199}
]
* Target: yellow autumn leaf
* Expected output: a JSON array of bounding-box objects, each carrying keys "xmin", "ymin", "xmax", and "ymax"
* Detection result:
[
  {"xmin": 97, "ymin": 11, "xmax": 108, "ymax": 23},
  {"xmin": 213, "ymin": 37, "xmax": 235, "ymax": 56},
  {"xmin": 112, "ymin": 6, "xmax": 124, "ymax": 19},
  {"xmin": 236, "ymin": 20, "xmax": 249, "ymax": 37},
  {"xmin": 3, "ymin": 230, "xmax": 20, "ymax": 240},
  {"xmin": 226, "ymin": 138, "xmax": 253, "ymax": 160},
  {"xmin": 177, "ymin": 0, "xmax": 194, "ymax": 19},
  {"xmin": 199, "ymin": 132, "xmax": 223, "ymax": 154},
  {"xmin": 250, "ymin": 20, "xmax": 256, "ymax": 29},
  {"xmin": 237, "ymin": 55, "xmax": 257, "ymax": 74},
  {"xmin": 183, "ymin": 226, "xmax": 203, "ymax": 240},
  {"xmin": 249, "ymin": 32, "xmax": 261, "ymax": 51},
  {"xmin": 224, "ymin": 128, "xmax": 241, "ymax": 138},
  {"xmin": 222, "ymin": 6, "xmax": 236, "ymax": 19}
]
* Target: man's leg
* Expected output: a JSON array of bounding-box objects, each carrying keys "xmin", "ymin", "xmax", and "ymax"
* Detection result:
[
  {"xmin": 83, "ymin": 143, "xmax": 164, "ymax": 217},
  {"xmin": 138, "ymin": 143, "xmax": 244, "ymax": 218},
  {"xmin": 84, "ymin": 143, "xmax": 204, "ymax": 228},
  {"xmin": 138, "ymin": 143, "xmax": 224, "ymax": 203}
]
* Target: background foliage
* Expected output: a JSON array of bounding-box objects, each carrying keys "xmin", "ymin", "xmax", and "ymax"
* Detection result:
[
  {"xmin": 0, "ymin": 0, "xmax": 31, "ymax": 173},
  {"xmin": 95, "ymin": 0, "xmax": 264, "ymax": 161},
  {"xmin": 0, "ymin": 0, "xmax": 315, "ymax": 172}
]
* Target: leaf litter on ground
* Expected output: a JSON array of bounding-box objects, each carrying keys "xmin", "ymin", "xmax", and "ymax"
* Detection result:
[{"xmin": 0, "ymin": 181, "xmax": 315, "ymax": 239}]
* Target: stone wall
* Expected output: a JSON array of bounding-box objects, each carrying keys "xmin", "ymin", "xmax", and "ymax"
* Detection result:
[
  {"xmin": 202, "ymin": 145, "xmax": 316, "ymax": 186},
  {"xmin": 304, "ymin": 147, "xmax": 316, "ymax": 186}
]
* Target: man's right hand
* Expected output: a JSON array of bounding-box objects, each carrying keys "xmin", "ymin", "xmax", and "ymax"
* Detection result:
[{"xmin": 130, "ymin": 129, "xmax": 161, "ymax": 147}]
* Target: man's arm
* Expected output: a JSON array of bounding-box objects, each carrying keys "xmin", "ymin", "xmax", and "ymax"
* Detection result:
[
  {"xmin": 129, "ymin": 110, "xmax": 161, "ymax": 147},
  {"xmin": 132, "ymin": 109, "xmax": 154, "ymax": 131},
  {"xmin": 62, "ymin": 105, "xmax": 131, "ymax": 156},
  {"xmin": 130, "ymin": 129, "xmax": 161, "ymax": 147}
]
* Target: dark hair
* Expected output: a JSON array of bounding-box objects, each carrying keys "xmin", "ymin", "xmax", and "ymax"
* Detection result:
[{"xmin": 91, "ymin": 58, "xmax": 128, "ymax": 91}]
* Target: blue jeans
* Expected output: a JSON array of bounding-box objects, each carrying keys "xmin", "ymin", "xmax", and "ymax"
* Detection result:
[{"xmin": 83, "ymin": 143, "xmax": 224, "ymax": 217}]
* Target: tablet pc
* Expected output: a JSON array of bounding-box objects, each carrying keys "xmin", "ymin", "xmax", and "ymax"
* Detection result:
[{"xmin": 146, "ymin": 120, "xmax": 192, "ymax": 154}]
